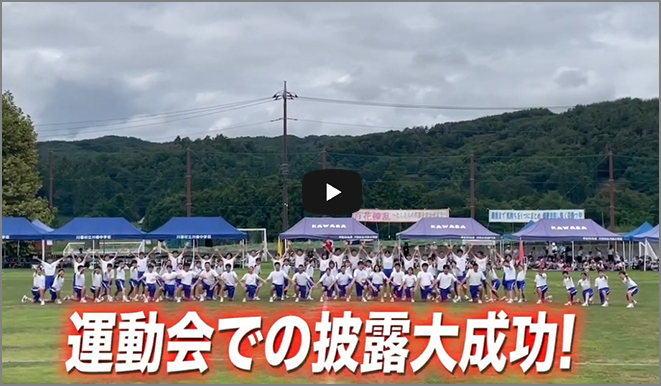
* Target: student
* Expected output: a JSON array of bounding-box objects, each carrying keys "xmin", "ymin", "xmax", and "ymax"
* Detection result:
[
  {"xmin": 534, "ymin": 267, "xmax": 551, "ymax": 304},
  {"xmin": 335, "ymin": 265, "xmax": 353, "ymax": 301},
  {"xmin": 317, "ymin": 268, "xmax": 337, "ymax": 302},
  {"xmin": 115, "ymin": 261, "xmax": 129, "ymax": 302},
  {"xmin": 91, "ymin": 267, "xmax": 104, "ymax": 303},
  {"xmin": 127, "ymin": 260, "xmax": 140, "ymax": 300},
  {"xmin": 22, "ymin": 266, "xmax": 46, "ymax": 306},
  {"xmin": 176, "ymin": 264, "xmax": 196, "ymax": 303},
  {"xmin": 403, "ymin": 267, "xmax": 417, "ymax": 302},
  {"xmin": 219, "ymin": 264, "xmax": 239, "ymax": 302},
  {"xmin": 562, "ymin": 270, "xmax": 579, "ymax": 306},
  {"xmin": 382, "ymin": 249, "xmax": 395, "ymax": 279},
  {"xmin": 619, "ymin": 271, "xmax": 638, "ymax": 308},
  {"xmin": 502, "ymin": 259, "xmax": 517, "ymax": 303},
  {"xmin": 416, "ymin": 263, "xmax": 435, "ymax": 302},
  {"xmin": 196, "ymin": 262, "xmax": 219, "ymax": 302},
  {"xmin": 292, "ymin": 265, "xmax": 315, "ymax": 302},
  {"xmin": 73, "ymin": 265, "xmax": 87, "ymax": 303},
  {"xmin": 241, "ymin": 266, "xmax": 265, "ymax": 302},
  {"xmin": 71, "ymin": 253, "xmax": 87, "ymax": 291},
  {"xmin": 160, "ymin": 265, "xmax": 179, "ymax": 301},
  {"xmin": 266, "ymin": 262, "xmax": 289, "ymax": 302},
  {"xmin": 35, "ymin": 256, "xmax": 63, "ymax": 293},
  {"xmin": 49, "ymin": 269, "xmax": 66, "ymax": 304},
  {"xmin": 103, "ymin": 263, "xmax": 115, "ymax": 302},
  {"xmin": 389, "ymin": 263, "xmax": 405, "ymax": 301},
  {"xmin": 462, "ymin": 263, "xmax": 484, "ymax": 304},
  {"xmin": 436, "ymin": 265, "xmax": 457, "ymax": 303},
  {"xmin": 577, "ymin": 272, "xmax": 593, "ymax": 306},
  {"xmin": 140, "ymin": 264, "xmax": 160, "ymax": 303},
  {"xmin": 485, "ymin": 263, "xmax": 501, "ymax": 303},
  {"xmin": 515, "ymin": 262, "xmax": 527, "ymax": 303},
  {"xmin": 594, "ymin": 270, "xmax": 610, "ymax": 307},
  {"xmin": 352, "ymin": 261, "xmax": 369, "ymax": 302},
  {"xmin": 369, "ymin": 265, "xmax": 388, "ymax": 302}
]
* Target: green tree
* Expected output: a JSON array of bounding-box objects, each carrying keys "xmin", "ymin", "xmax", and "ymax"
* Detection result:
[{"xmin": 2, "ymin": 91, "xmax": 54, "ymax": 223}]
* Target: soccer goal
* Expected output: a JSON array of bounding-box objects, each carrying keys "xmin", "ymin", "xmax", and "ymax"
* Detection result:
[{"xmin": 62, "ymin": 241, "xmax": 147, "ymax": 255}]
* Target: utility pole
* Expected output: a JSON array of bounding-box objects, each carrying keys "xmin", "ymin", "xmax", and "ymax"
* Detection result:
[
  {"xmin": 186, "ymin": 148, "xmax": 192, "ymax": 217},
  {"xmin": 273, "ymin": 81, "xmax": 297, "ymax": 231},
  {"xmin": 469, "ymin": 153, "xmax": 476, "ymax": 219},
  {"xmin": 322, "ymin": 147, "xmax": 327, "ymax": 170},
  {"xmin": 608, "ymin": 150, "xmax": 615, "ymax": 230},
  {"xmin": 48, "ymin": 151, "xmax": 54, "ymax": 208}
]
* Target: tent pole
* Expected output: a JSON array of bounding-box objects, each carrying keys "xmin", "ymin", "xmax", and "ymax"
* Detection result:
[{"xmin": 42, "ymin": 240, "xmax": 46, "ymax": 259}]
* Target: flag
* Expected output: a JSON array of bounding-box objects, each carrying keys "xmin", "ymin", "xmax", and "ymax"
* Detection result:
[
  {"xmin": 277, "ymin": 237, "xmax": 283, "ymax": 257},
  {"xmin": 518, "ymin": 238, "xmax": 525, "ymax": 264}
]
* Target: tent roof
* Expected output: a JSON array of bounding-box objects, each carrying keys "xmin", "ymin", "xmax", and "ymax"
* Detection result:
[
  {"xmin": 622, "ymin": 222, "xmax": 654, "ymax": 241},
  {"xmin": 32, "ymin": 219, "xmax": 54, "ymax": 233},
  {"xmin": 2, "ymin": 217, "xmax": 47, "ymax": 240},
  {"xmin": 502, "ymin": 220, "xmax": 536, "ymax": 241},
  {"xmin": 511, "ymin": 219, "xmax": 622, "ymax": 241},
  {"xmin": 48, "ymin": 217, "xmax": 146, "ymax": 240},
  {"xmin": 280, "ymin": 217, "xmax": 378, "ymax": 240},
  {"xmin": 148, "ymin": 217, "xmax": 246, "ymax": 240},
  {"xmin": 397, "ymin": 217, "xmax": 500, "ymax": 240},
  {"xmin": 633, "ymin": 225, "xmax": 659, "ymax": 243}
]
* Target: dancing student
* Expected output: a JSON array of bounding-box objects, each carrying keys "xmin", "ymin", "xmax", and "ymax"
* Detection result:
[
  {"xmin": 219, "ymin": 264, "xmax": 239, "ymax": 302},
  {"xmin": 266, "ymin": 262, "xmax": 290, "ymax": 302},
  {"xmin": 619, "ymin": 271, "xmax": 639, "ymax": 308},
  {"xmin": 594, "ymin": 270, "xmax": 610, "ymax": 307},
  {"xmin": 562, "ymin": 270, "xmax": 579, "ymax": 306},
  {"xmin": 240, "ymin": 265, "xmax": 266, "ymax": 302},
  {"xmin": 292, "ymin": 264, "xmax": 315, "ymax": 302},
  {"xmin": 22, "ymin": 266, "xmax": 46, "ymax": 306}
]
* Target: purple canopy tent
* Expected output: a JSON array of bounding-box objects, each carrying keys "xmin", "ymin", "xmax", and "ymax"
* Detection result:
[
  {"xmin": 280, "ymin": 217, "xmax": 378, "ymax": 240},
  {"xmin": 511, "ymin": 219, "xmax": 622, "ymax": 242},
  {"xmin": 397, "ymin": 217, "xmax": 499, "ymax": 240}
]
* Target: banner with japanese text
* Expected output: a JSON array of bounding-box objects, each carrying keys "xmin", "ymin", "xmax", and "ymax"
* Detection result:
[
  {"xmin": 353, "ymin": 209, "xmax": 451, "ymax": 223},
  {"xmin": 488, "ymin": 210, "xmax": 585, "ymax": 223}
]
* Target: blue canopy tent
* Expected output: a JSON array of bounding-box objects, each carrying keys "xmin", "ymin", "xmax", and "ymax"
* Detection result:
[
  {"xmin": 501, "ymin": 221, "xmax": 536, "ymax": 241},
  {"xmin": 32, "ymin": 219, "xmax": 54, "ymax": 233},
  {"xmin": 148, "ymin": 217, "xmax": 246, "ymax": 240},
  {"xmin": 48, "ymin": 217, "xmax": 146, "ymax": 240},
  {"xmin": 623, "ymin": 222, "xmax": 653, "ymax": 241},
  {"xmin": 2, "ymin": 217, "xmax": 47, "ymax": 240}
]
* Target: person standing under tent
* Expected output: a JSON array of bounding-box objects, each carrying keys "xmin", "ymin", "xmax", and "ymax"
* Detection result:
[
  {"xmin": 619, "ymin": 271, "xmax": 639, "ymax": 308},
  {"xmin": 34, "ymin": 256, "xmax": 63, "ymax": 294}
]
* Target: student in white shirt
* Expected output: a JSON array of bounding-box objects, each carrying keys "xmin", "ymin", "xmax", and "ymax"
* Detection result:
[
  {"xmin": 127, "ymin": 260, "xmax": 140, "ymax": 300},
  {"xmin": 219, "ymin": 264, "xmax": 239, "ymax": 302},
  {"xmin": 334, "ymin": 266, "xmax": 353, "ymax": 301},
  {"xmin": 485, "ymin": 263, "xmax": 501, "ymax": 303},
  {"xmin": 34, "ymin": 256, "xmax": 63, "ymax": 294},
  {"xmin": 22, "ymin": 266, "xmax": 46, "ymax": 306},
  {"xmin": 368, "ymin": 265, "xmax": 389, "ymax": 303},
  {"xmin": 160, "ymin": 265, "xmax": 179, "ymax": 301},
  {"xmin": 381, "ymin": 250, "xmax": 395, "ymax": 278},
  {"xmin": 196, "ymin": 262, "xmax": 219, "ymax": 302},
  {"xmin": 71, "ymin": 253, "xmax": 87, "ymax": 290},
  {"xmin": 49, "ymin": 269, "xmax": 66, "ymax": 304},
  {"xmin": 534, "ymin": 268, "xmax": 551, "ymax": 304},
  {"xmin": 416, "ymin": 263, "xmax": 435, "ymax": 302},
  {"xmin": 461, "ymin": 263, "xmax": 484, "ymax": 304},
  {"xmin": 352, "ymin": 261, "xmax": 369, "ymax": 302},
  {"xmin": 292, "ymin": 265, "xmax": 315, "ymax": 302},
  {"xmin": 594, "ymin": 270, "xmax": 610, "ymax": 307},
  {"xmin": 619, "ymin": 271, "xmax": 639, "ymax": 308},
  {"xmin": 435, "ymin": 265, "xmax": 457, "ymax": 303},
  {"xmin": 266, "ymin": 262, "xmax": 290, "ymax": 302},
  {"xmin": 316, "ymin": 268, "xmax": 337, "ymax": 302},
  {"xmin": 140, "ymin": 264, "xmax": 161, "ymax": 303},
  {"xmin": 91, "ymin": 267, "xmax": 104, "ymax": 303},
  {"xmin": 561, "ymin": 270, "xmax": 579, "ymax": 306},
  {"xmin": 176, "ymin": 264, "xmax": 197, "ymax": 302},
  {"xmin": 577, "ymin": 272, "xmax": 593, "ymax": 306},
  {"xmin": 73, "ymin": 265, "xmax": 87, "ymax": 303},
  {"xmin": 403, "ymin": 267, "xmax": 417, "ymax": 302},
  {"xmin": 502, "ymin": 259, "xmax": 517, "ymax": 303},
  {"xmin": 103, "ymin": 264, "xmax": 116, "ymax": 302},
  {"xmin": 389, "ymin": 263, "xmax": 405, "ymax": 301},
  {"xmin": 241, "ymin": 266, "xmax": 266, "ymax": 302},
  {"xmin": 516, "ymin": 263, "xmax": 527, "ymax": 303}
]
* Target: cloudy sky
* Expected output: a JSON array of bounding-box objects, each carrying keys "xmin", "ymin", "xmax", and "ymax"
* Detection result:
[{"xmin": 2, "ymin": 2, "xmax": 659, "ymax": 142}]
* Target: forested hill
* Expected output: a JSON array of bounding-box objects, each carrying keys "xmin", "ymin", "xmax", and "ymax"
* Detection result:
[{"xmin": 36, "ymin": 97, "xmax": 659, "ymax": 237}]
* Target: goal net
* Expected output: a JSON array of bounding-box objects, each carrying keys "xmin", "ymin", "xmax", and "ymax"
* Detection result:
[{"xmin": 62, "ymin": 241, "xmax": 146, "ymax": 256}]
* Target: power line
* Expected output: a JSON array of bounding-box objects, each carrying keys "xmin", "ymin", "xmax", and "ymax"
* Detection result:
[
  {"xmin": 37, "ymin": 100, "xmax": 275, "ymax": 139},
  {"xmin": 36, "ymin": 97, "xmax": 273, "ymax": 127},
  {"xmin": 297, "ymin": 96, "xmax": 577, "ymax": 111}
]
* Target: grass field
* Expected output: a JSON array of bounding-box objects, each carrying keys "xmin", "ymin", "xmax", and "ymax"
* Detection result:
[{"xmin": 2, "ymin": 268, "xmax": 659, "ymax": 384}]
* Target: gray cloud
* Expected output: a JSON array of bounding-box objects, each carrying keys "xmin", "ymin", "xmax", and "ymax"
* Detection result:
[{"xmin": 1, "ymin": 2, "xmax": 658, "ymax": 142}]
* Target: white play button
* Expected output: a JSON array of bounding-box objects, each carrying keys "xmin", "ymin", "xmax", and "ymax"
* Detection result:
[{"xmin": 326, "ymin": 183, "xmax": 341, "ymax": 201}]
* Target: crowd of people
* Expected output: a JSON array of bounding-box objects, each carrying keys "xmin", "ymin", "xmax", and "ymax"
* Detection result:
[{"xmin": 23, "ymin": 240, "xmax": 641, "ymax": 309}]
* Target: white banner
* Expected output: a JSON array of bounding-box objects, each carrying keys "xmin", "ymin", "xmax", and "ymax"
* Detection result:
[
  {"xmin": 353, "ymin": 209, "xmax": 450, "ymax": 223},
  {"xmin": 488, "ymin": 209, "xmax": 585, "ymax": 223}
]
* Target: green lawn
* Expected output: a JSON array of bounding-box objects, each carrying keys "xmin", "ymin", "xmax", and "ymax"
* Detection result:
[{"xmin": 2, "ymin": 269, "xmax": 659, "ymax": 384}]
